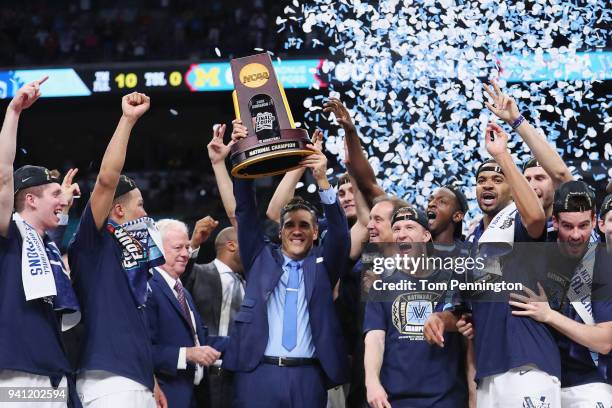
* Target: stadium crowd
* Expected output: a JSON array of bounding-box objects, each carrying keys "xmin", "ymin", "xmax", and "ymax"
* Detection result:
[
  {"xmin": 0, "ymin": 0, "xmax": 310, "ymax": 67},
  {"xmin": 0, "ymin": 75, "xmax": 610, "ymax": 408}
]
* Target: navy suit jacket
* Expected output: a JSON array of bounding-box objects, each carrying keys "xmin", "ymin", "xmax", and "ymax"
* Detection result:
[
  {"xmin": 222, "ymin": 179, "xmax": 351, "ymax": 387},
  {"xmin": 146, "ymin": 269, "xmax": 209, "ymax": 408}
]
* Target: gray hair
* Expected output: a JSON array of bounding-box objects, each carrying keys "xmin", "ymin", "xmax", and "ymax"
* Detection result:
[{"xmin": 156, "ymin": 218, "xmax": 189, "ymax": 241}]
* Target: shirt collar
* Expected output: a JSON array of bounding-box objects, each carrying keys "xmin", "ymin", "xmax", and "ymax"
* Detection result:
[
  {"xmin": 157, "ymin": 267, "xmax": 178, "ymax": 291},
  {"xmin": 282, "ymin": 254, "xmax": 305, "ymax": 268},
  {"xmin": 213, "ymin": 258, "xmax": 234, "ymax": 274}
]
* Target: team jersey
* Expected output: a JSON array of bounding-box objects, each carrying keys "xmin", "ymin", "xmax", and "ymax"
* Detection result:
[
  {"xmin": 553, "ymin": 247, "xmax": 612, "ymax": 387},
  {"xmin": 0, "ymin": 222, "xmax": 71, "ymax": 381},
  {"xmin": 363, "ymin": 269, "xmax": 468, "ymax": 407},
  {"xmin": 465, "ymin": 213, "xmax": 561, "ymax": 381},
  {"xmin": 68, "ymin": 204, "xmax": 154, "ymax": 390}
]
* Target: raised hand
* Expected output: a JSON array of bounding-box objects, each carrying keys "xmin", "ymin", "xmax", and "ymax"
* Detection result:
[
  {"xmin": 323, "ymin": 97, "xmax": 356, "ymax": 132},
  {"xmin": 8, "ymin": 76, "xmax": 48, "ymax": 114},
  {"xmin": 311, "ymin": 129, "xmax": 324, "ymax": 150},
  {"xmin": 190, "ymin": 216, "xmax": 219, "ymax": 250},
  {"xmin": 60, "ymin": 168, "xmax": 81, "ymax": 211},
  {"xmin": 299, "ymin": 142, "xmax": 328, "ymax": 185},
  {"xmin": 121, "ymin": 92, "xmax": 150, "ymax": 121},
  {"xmin": 231, "ymin": 119, "xmax": 248, "ymax": 143},
  {"xmin": 483, "ymin": 80, "xmax": 520, "ymax": 125},
  {"xmin": 484, "ymin": 122, "xmax": 509, "ymax": 159},
  {"xmin": 207, "ymin": 124, "xmax": 233, "ymax": 165}
]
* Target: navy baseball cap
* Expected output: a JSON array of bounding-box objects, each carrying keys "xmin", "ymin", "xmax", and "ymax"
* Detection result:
[
  {"xmin": 553, "ymin": 180, "xmax": 595, "ymax": 214},
  {"xmin": 14, "ymin": 165, "xmax": 58, "ymax": 194},
  {"xmin": 522, "ymin": 156, "xmax": 541, "ymax": 172},
  {"xmin": 114, "ymin": 175, "xmax": 138, "ymax": 199},
  {"xmin": 391, "ymin": 206, "xmax": 430, "ymax": 231}
]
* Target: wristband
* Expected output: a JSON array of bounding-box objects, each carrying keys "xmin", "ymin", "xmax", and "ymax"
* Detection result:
[{"xmin": 510, "ymin": 115, "xmax": 525, "ymax": 131}]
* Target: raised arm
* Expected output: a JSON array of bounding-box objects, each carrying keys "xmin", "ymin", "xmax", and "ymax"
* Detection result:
[
  {"xmin": 0, "ymin": 77, "xmax": 47, "ymax": 237},
  {"xmin": 300, "ymin": 142, "xmax": 350, "ymax": 285},
  {"xmin": 90, "ymin": 93, "xmax": 150, "ymax": 230},
  {"xmin": 485, "ymin": 122, "xmax": 546, "ymax": 238},
  {"xmin": 207, "ymin": 124, "xmax": 237, "ymax": 227},
  {"xmin": 266, "ymin": 168, "xmax": 305, "ymax": 222},
  {"xmin": 484, "ymin": 80, "xmax": 572, "ymax": 187},
  {"xmin": 346, "ymin": 149, "xmax": 371, "ymax": 260},
  {"xmin": 323, "ymin": 98, "xmax": 385, "ymax": 206},
  {"xmin": 266, "ymin": 129, "xmax": 323, "ymax": 222}
]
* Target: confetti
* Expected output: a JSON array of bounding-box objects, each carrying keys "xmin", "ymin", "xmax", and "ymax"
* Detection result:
[{"xmin": 279, "ymin": 0, "xmax": 610, "ymax": 220}]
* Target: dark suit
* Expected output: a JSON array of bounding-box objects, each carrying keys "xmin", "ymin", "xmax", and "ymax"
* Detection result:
[
  {"xmin": 146, "ymin": 269, "xmax": 208, "ymax": 408},
  {"xmin": 223, "ymin": 179, "xmax": 350, "ymax": 407},
  {"xmin": 182, "ymin": 256, "xmax": 223, "ymax": 336},
  {"xmin": 182, "ymin": 256, "xmax": 237, "ymax": 408}
]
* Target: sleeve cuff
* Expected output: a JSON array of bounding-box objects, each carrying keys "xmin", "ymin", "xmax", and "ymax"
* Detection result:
[
  {"xmin": 318, "ymin": 187, "xmax": 336, "ymax": 205},
  {"xmin": 178, "ymin": 347, "xmax": 187, "ymax": 370}
]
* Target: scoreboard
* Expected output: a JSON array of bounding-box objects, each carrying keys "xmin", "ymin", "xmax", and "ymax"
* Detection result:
[{"xmin": 0, "ymin": 59, "xmax": 326, "ymax": 99}]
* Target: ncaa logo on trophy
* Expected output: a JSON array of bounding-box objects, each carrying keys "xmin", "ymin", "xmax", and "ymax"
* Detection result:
[{"xmin": 229, "ymin": 53, "xmax": 313, "ymax": 178}]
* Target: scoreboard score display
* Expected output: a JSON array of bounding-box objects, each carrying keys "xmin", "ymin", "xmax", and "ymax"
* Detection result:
[{"xmin": 0, "ymin": 59, "xmax": 326, "ymax": 99}]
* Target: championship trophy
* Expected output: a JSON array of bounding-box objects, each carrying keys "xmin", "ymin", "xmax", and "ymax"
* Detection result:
[{"xmin": 229, "ymin": 53, "xmax": 313, "ymax": 178}]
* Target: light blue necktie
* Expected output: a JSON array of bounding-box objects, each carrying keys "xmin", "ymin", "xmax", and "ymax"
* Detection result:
[{"xmin": 282, "ymin": 261, "xmax": 300, "ymax": 351}]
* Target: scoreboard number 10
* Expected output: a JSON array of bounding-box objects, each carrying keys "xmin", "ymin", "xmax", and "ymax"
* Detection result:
[{"xmin": 115, "ymin": 73, "xmax": 138, "ymax": 89}]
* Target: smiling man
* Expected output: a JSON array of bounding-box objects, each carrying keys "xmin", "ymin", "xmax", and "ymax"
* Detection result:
[
  {"xmin": 509, "ymin": 181, "xmax": 612, "ymax": 406},
  {"xmin": 223, "ymin": 141, "xmax": 350, "ymax": 408},
  {"xmin": 0, "ymin": 79, "xmax": 81, "ymax": 408},
  {"xmin": 147, "ymin": 219, "xmax": 220, "ymax": 408}
]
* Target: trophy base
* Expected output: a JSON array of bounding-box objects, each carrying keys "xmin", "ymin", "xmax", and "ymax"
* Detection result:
[{"xmin": 230, "ymin": 129, "xmax": 313, "ymax": 178}]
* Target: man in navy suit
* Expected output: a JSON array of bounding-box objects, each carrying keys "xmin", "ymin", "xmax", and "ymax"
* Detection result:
[
  {"xmin": 222, "ymin": 137, "xmax": 351, "ymax": 408},
  {"xmin": 147, "ymin": 219, "xmax": 221, "ymax": 408}
]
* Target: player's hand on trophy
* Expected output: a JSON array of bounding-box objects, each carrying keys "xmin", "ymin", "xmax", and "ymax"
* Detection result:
[
  {"xmin": 483, "ymin": 79, "xmax": 520, "ymax": 125},
  {"xmin": 299, "ymin": 136, "xmax": 330, "ymax": 189},
  {"xmin": 456, "ymin": 313, "xmax": 474, "ymax": 340},
  {"xmin": 8, "ymin": 76, "xmax": 48, "ymax": 114},
  {"xmin": 424, "ymin": 313, "xmax": 446, "ymax": 347},
  {"xmin": 231, "ymin": 119, "xmax": 248, "ymax": 143},
  {"xmin": 207, "ymin": 124, "xmax": 233, "ymax": 165},
  {"xmin": 121, "ymin": 92, "xmax": 150, "ymax": 121},
  {"xmin": 323, "ymin": 97, "xmax": 357, "ymax": 133}
]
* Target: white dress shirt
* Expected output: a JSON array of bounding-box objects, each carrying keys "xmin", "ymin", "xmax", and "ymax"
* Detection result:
[
  {"xmin": 213, "ymin": 258, "xmax": 245, "ymax": 337},
  {"xmin": 157, "ymin": 268, "xmax": 203, "ymax": 385}
]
